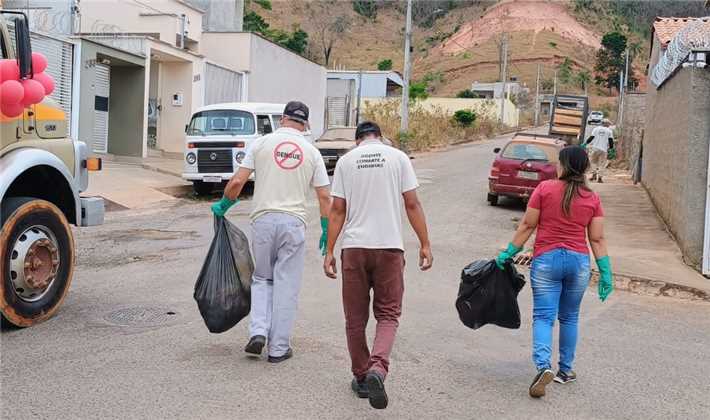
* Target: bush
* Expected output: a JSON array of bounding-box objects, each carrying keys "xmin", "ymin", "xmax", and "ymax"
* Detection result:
[
  {"xmin": 453, "ymin": 110, "xmax": 476, "ymax": 127},
  {"xmin": 377, "ymin": 59, "xmax": 392, "ymax": 71},
  {"xmin": 409, "ymin": 81, "xmax": 429, "ymax": 101},
  {"xmin": 362, "ymin": 100, "xmax": 498, "ymax": 152},
  {"xmin": 456, "ymin": 89, "xmax": 478, "ymax": 98},
  {"xmin": 353, "ymin": 0, "xmax": 378, "ymax": 19}
]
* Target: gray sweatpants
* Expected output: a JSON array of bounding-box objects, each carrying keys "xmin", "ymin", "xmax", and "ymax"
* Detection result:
[{"xmin": 249, "ymin": 212, "xmax": 306, "ymax": 357}]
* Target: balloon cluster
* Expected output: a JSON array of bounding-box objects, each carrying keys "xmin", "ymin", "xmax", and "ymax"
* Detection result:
[{"xmin": 0, "ymin": 53, "xmax": 55, "ymax": 118}]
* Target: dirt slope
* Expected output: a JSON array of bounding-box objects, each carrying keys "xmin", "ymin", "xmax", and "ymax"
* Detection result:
[{"xmin": 255, "ymin": 0, "xmax": 605, "ymax": 96}]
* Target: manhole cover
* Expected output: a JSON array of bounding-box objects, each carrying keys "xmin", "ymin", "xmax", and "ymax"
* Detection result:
[{"xmin": 104, "ymin": 307, "xmax": 179, "ymax": 327}]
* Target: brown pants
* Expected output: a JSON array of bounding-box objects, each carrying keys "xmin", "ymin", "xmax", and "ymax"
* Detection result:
[{"xmin": 341, "ymin": 248, "xmax": 405, "ymax": 380}]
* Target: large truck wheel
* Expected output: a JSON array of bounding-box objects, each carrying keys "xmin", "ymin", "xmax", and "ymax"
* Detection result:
[{"xmin": 1, "ymin": 198, "xmax": 75, "ymax": 327}]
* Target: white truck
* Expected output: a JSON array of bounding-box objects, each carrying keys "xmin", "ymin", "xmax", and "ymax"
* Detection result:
[
  {"xmin": 1, "ymin": 11, "xmax": 104, "ymax": 327},
  {"xmin": 182, "ymin": 102, "xmax": 315, "ymax": 195}
]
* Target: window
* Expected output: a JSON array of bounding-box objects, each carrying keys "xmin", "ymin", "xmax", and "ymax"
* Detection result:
[
  {"xmin": 271, "ymin": 114, "xmax": 282, "ymax": 129},
  {"xmin": 257, "ymin": 115, "xmax": 273, "ymax": 135},
  {"xmin": 187, "ymin": 110, "xmax": 255, "ymax": 136},
  {"xmin": 502, "ymin": 142, "xmax": 556, "ymax": 162}
]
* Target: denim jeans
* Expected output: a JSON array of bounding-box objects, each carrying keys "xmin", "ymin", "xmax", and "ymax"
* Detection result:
[{"xmin": 531, "ymin": 248, "xmax": 591, "ymax": 372}]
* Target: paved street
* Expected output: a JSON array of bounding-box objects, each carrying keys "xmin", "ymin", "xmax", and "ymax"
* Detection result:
[{"xmin": 2, "ymin": 133, "xmax": 710, "ymax": 419}]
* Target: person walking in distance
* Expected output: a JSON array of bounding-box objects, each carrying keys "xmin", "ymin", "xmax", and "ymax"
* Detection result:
[
  {"xmin": 324, "ymin": 121, "xmax": 433, "ymax": 409},
  {"xmin": 211, "ymin": 101, "xmax": 331, "ymax": 363},
  {"xmin": 495, "ymin": 146, "xmax": 614, "ymax": 398},
  {"xmin": 584, "ymin": 119, "xmax": 614, "ymax": 183}
]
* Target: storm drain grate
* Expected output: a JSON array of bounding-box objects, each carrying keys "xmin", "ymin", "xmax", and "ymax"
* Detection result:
[{"xmin": 104, "ymin": 307, "xmax": 179, "ymax": 327}]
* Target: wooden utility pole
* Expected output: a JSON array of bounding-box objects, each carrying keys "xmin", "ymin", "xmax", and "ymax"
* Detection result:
[
  {"xmin": 534, "ymin": 64, "xmax": 541, "ymax": 127},
  {"xmin": 400, "ymin": 0, "xmax": 413, "ymax": 143}
]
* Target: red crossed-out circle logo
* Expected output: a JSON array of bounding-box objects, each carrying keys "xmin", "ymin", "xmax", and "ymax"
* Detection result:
[{"xmin": 273, "ymin": 140, "xmax": 304, "ymax": 170}]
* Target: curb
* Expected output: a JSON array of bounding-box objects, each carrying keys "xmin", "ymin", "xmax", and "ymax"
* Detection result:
[
  {"xmin": 588, "ymin": 271, "xmax": 710, "ymax": 302},
  {"xmin": 140, "ymin": 163, "xmax": 183, "ymax": 179}
]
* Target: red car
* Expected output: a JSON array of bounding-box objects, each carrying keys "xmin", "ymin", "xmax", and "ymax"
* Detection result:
[{"xmin": 488, "ymin": 134, "xmax": 565, "ymax": 205}]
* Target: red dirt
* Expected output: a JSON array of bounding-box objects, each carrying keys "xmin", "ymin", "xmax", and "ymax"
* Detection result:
[{"xmin": 440, "ymin": 0, "xmax": 601, "ymax": 54}]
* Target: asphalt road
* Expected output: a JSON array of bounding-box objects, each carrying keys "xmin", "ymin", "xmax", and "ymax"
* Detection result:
[{"xmin": 3, "ymin": 133, "xmax": 710, "ymax": 419}]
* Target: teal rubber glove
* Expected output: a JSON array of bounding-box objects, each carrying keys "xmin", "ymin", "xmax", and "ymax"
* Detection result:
[
  {"xmin": 319, "ymin": 217, "xmax": 328, "ymax": 256},
  {"xmin": 496, "ymin": 242, "xmax": 522, "ymax": 269},
  {"xmin": 211, "ymin": 197, "xmax": 238, "ymax": 217},
  {"xmin": 596, "ymin": 256, "xmax": 614, "ymax": 302}
]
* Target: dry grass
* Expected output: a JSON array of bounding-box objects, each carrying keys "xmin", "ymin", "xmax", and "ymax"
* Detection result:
[{"xmin": 362, "ymin": 100, "xmax": 497, "ymax": 152}]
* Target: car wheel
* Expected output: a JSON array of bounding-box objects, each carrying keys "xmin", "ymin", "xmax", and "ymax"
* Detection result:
[
  {"xmin": 1, "ymin": 198, "xmax": 75, "ymax": 327},
  {"xmin": 487, "ymin": 193, "xmax": 499, "ymax": 206},
  {"xmin": 193, "ymin": 181, "xmax": 213, "ymax": 196}
]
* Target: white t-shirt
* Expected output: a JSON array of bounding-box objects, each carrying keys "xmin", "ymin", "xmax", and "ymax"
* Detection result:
[
  {"xmin": 331, "ymin": 139, "xmax": 419, "ymax": 250},
  {"xmin": 589, "ymin": 126, "xmax": 613, "ymax": 152},
  {"xmin": 241, "ymin": 127, "xmax": 329, "ymax": 223}
]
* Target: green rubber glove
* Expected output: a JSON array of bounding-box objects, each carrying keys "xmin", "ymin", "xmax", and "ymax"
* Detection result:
[
  {"xmin": 596, "ymin": 256, "xmax": 614, "ymax": 302},
  {"xmin": 319, "ymin": 217, "xmax": 328, "ymax": 256},
  {"xmin": 211, "ymin": 197, "xmax": 238, "ymax": 217},
  {"xmin": 496, "ymin": 242, "xmax": 522, "ymax": 269}
]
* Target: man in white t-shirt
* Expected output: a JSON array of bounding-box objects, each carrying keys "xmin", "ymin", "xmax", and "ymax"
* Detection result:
[
  {"xmin": 584, "ymin": 119, "xmax": 615, "ymax": 183},
  {"xmin": 323, "ymin": 121, "xmax": 433, "ymax": 409},
  {"xmin": 212, "ymin": 101, "xmax": 331, "ymax": 363}
]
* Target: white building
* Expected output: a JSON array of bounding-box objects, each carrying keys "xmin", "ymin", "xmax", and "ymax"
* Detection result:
[{"xmin": 326, "ymin": 70, "xmax": 403, "ymax": 127}]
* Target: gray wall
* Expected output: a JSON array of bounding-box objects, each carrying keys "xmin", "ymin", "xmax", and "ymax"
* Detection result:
[
  {"xmin": 643, "ymin": 66, "xmax": 710, "ymax": 268},
  {"xmin": 187, "ymin": 0, "xmax": 243, "ymax": 32},
  {"xmin": 107, "ymin": 66, "xmax": 145, "ymax": 156},
  {"xmin": 620, "ymin": 92, "xmax": 646, "ymax": 165}
]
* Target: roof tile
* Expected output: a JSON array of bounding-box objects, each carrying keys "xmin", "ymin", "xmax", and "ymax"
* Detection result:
[{"xmin": 653, "ymin": 17, "xmax": 710, "ymax": 47}]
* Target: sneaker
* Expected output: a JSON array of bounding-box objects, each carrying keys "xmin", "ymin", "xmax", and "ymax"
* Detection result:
[
  {"xmin": 554, "ymin": 370, "xmax": 577, "ymax": 384},
  {"xmin": 365, "ymin": 371, "xmax": 388, "ymax": 409},
  {"xmin": 597, "ymin": 177, "xmax": 604, "ymax": 183},
  {"xmin": 529, "ymin": 368, "xmax": 555, "ymax": 398},
  {"xmin": 351, "ymin": 378, "xmax": 369, "ymax": 399},
  {"xmin": 244, "ymin": 335, "xmax": 266, "ymax": 356},
  {"xmin": 267, "ymin": 348, "xmax": 293, "ymax": 364}
]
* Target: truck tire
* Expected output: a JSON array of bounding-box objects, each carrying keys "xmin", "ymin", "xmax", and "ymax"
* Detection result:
[
  {"xmin": 1, "ymin": 198, "xmax": 75, "ymax": 327},
  {"xmin": 487, "ymin": 193, "xmax": 499, "ymax": 206},
  {"xmin": 193, "ymin": 181, "xmax": 213, "ymax": 196}
]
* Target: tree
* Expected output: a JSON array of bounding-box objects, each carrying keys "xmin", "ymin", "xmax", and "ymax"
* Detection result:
[
  {"xmin": 308, "ymin": 1, "xmax": 351, "ymax": 66},
  {"xmin": 243, "ymin": 11, "xmax": 270, "ymax": 33},
  {"xmin": 594, "ymin": 31, "xmax": 627, "ymax": 92},
  {"xmin": 377, "ymin": 59, "xmax": 392, "ymax": 71},
  {"xmin": 575, "ymin": 70, "xmax": 591, "ymax": 93}
]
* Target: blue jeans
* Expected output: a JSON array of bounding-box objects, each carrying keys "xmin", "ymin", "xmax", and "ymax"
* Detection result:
[{"xmin": 531, "ymin": 248, "xmax": 591, "ymax": 372}]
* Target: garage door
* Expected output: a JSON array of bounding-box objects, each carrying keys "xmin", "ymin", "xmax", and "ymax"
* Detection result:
[{"xmin": 204, "ymin": 63, "xmax": 243, "ymax": 105}]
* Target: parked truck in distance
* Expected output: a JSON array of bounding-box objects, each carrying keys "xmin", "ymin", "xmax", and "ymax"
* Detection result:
[
  {"xmin": 548, "ymin": 94, "xmax": 589, "ymax": 145},
  {"xmin": 1, "ymin": 11, "xmax": 104, "ymax": 327}
]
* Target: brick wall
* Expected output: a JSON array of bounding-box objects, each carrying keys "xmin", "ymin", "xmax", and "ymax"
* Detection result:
[{"xmin": 643, "ymin": 67, "xmax": 710, "ymax": 268}]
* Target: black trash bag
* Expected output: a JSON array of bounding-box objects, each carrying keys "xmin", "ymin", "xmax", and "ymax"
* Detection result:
[
  {"xmin": 455, "ymin": 259, "xmax": 526, "ymax": 330},
  {"xmin": 194, "ymin": 216, "xmax": 253, "ymax": 333}
]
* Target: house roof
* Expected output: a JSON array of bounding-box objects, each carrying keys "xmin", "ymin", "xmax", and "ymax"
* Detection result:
[
  {"xmin": 327, "ymin": 70, "xmax": 404, "ymax": 87},
  {"xmin": 653, "ymin": 17, "xmax": 710, "ymax": 47}
]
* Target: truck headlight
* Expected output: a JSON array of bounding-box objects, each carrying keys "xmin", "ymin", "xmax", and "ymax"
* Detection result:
[
  {"xmin": 235, "ymin": 151, "xmax": 246, "ymax": 163},
  {"xmin": 186, "ymin": 152, "xmax": 197, "ymax": 165}
]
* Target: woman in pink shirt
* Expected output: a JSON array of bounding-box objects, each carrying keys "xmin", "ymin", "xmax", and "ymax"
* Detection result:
[{"xmin": 496, "ymin": 145, "xmax": 614, "ymax": 398}]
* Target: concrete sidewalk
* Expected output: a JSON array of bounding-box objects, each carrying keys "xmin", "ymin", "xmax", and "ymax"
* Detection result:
[
  {"xmin": 106, "ymin": 154, "xmax": 184, "ymax": 178},
  {"xmin": 593, "ymin": 179, "xmax": 710, "ymax": 300}
]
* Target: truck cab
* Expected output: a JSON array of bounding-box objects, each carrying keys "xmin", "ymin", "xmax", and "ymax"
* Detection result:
[
  {"xmin": 183, "ymin": 102, "xmax": 310, "ymax": 195},
  {"xmin": 1, "ymin": 11, "xmax": 104, "ymax": 327}
]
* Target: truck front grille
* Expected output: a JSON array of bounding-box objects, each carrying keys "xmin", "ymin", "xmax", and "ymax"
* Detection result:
[{"xmin": 198, "ymin": 149, "xmax": 233, "ymax": 173}]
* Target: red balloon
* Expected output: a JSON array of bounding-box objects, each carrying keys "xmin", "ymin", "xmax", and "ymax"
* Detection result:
[
  {"xmin": 1, "ymin": 102, "xmax": 25, "ymax": 118},
  {"xmin": 31, "ymin": 52, "xmax": 48, "ymax": 74},
  {"xmin": 33, "ymin": 72, "xmax": 55, "ymax": 96},
  {"xmin": 0, "ymin": 59, "xmax": 20, "ymax": 82},
  {"xmin": 1, "ymin": 80, "xmax": 24, "ymax": 105},
  {"xmin": 21, "ymin": 79, "xmax": 45, "ymax": 106}
]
